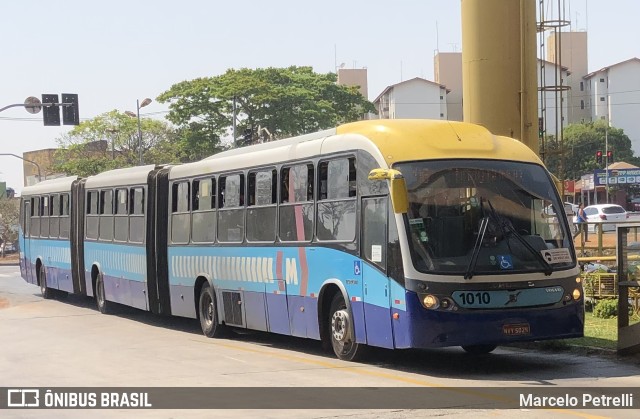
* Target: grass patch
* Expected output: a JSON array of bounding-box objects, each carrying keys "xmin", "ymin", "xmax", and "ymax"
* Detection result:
[
  {"xmin": 542, "ymin": 311, "xmax": 640, "ymax": 351},
  {"xmin": 566, "ymin": 312, "xmax": 619, "ymax": 350},
  {"xmin": 511, "ymin": 311, "xmax": 640, "ymax": 353}
]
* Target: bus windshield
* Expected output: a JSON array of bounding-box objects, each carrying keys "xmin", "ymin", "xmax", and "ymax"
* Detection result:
[{"xmin": 395, "ymin": 159, "xmax": 575, "ymax": 275}]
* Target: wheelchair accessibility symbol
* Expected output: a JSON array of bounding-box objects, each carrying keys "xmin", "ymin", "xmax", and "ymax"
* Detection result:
[
  {"xmin": 354, "ymin": 261, "xmax": 361, "ymax": 275},
  {"xmin": 497, "ymin": 255, "xmax": 513, "ymax": 270}
]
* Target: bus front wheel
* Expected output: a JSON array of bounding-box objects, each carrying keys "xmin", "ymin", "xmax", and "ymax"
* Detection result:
[
  {"xmin": 461, "ymin": 344, "xmax": 497, "ymax": 355},
  {"xmin": 39, "ymin": 265, "xmax": 52, "ymax": 300},
  {"xmin": 198, "ymin": 283, "xmax": 226, "ymax": 338},
  {"xmin": 328, "ymin": 293, "xmax": 365, "ymax": 361}
]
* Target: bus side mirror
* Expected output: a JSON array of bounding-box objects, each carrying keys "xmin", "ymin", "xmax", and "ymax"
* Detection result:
[{"xmin": 368, "ymin": 169, "xmax": 409, "ymax": 214}]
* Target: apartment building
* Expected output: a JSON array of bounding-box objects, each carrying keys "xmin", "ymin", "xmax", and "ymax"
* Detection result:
[
  {"xmin": 373, "ymin": 78, "xmax": 448, "ymax": 120},
  {"xmin": 584, "ymin": 58, "xmax": 640, "ymax": 153}
]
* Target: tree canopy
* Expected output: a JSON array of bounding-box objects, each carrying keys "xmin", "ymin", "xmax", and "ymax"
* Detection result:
[
  {"xmin": 543, "ymin": 121, "xmax": 640, "ymax": 180},
  {"xmin": 52, "ymin": 110, "xmax": 178, "ymax": 177},
  {"xmin": 157, "ymin": 66, "xmax": 375, "ymax": 153},
  {"xmin": 53, "ymin": 66, "xmax": 375, "ymax": 177},
  {"xmin": 0, "ymin": 197, "xmax": 19, "ymax": 256}
]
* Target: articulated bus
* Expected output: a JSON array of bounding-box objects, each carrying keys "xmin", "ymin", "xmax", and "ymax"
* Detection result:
[{"xmin": 19, "ymin": 119, "xmax": 584, "ymax": 360}]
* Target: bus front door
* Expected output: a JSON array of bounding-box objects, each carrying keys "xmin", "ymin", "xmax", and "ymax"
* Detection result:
[{"xmin": 361, "ymin": 197, "xmax": 394, "ymax": 349}]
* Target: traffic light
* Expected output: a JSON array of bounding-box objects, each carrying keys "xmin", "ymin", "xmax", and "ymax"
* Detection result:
[
  {"xmin": 42, "ymin": 94, "xmax": 60, "ymax": 126},
  {"xmin": 596, "ymin": 150, "xmax": 603, "ymax": 165},
  {"xmin": 607, "ymin": 150, "xmax": 614, "ymax": 163},
  {"xmin": 538, "ymin": 117, "xmax": 544, "ymax": 138},
  {"xmin": 61, "ymin": 93, "xmax": 79, "ymax": 125}
]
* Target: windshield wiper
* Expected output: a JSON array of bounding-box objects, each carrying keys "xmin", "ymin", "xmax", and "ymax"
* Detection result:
[
  {"xmin": 487, "ymin": 200, "xmax": 553, "ymax": 276},
  {"xmin": 502, "ymin": 218, "xmax": 553, "ymax": 276},
  {"xmin": 464, "ymin": 216, "xmax": 489, "ymax": 280}
]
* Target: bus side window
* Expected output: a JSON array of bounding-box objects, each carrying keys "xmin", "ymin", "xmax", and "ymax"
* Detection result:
[
  {"xmin": 129, "ymin": 187, "xmax": 145, "ymax": 243},
  {"xmin": 49, "ymin": 194, "xmax": 60, "ymax": 239},
  {"xmin": 279, "ymin": 164, "xmax": 314, "ymax": 242},
  {"xmin": 171, "ymin": 181, "xmax": 191, "ymax": 244},
  {"xmin": 99, "ymin": 189, "xmax": 114, "ymax": 241},
  {"xmin": 247, "ymin": 169, "xmax": 277, "ymax": 242},
  {"xmin": 317, "ymin": 157, "xmax": 357, "ymax": 242},
  {"xmin": 191, "ymin": 178, "xmax": 216, "ymax": 243},
  {"xmin": 86, "ymin": 191, "xmax": 99, "ymax": 240},
  {"xmin": 59, "ymin": 193, "xmax": 70, "ymax": 239},
  {"xmin": 217, "ymin": 174, "xmax": 245, "ymax": 243},
  {"xmin": 40, "ymin": 195, "xmax": 50, "ymax": 238},
  {"xmin": 31, "ymin": 196, "xmax": 41, "ymax": 237},
  {"xmin": 114, "ymin": 188, "xmax": 129, "ymax": 242}
]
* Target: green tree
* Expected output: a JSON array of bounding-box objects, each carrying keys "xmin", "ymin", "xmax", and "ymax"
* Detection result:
[
  {"xmin": 52, "ymin": 110, "xmax": 179, "ymax": 177},
  {"xmin": 0, "ymin": 197, "xmax": 19, "ymax": 258},
  {"xmin": 544, "ymin": 121, "xmax": 640, "ymax": 180},
  {"xmin": 157, "ymin": 66, "xmax": 375, "ymax": 154}
]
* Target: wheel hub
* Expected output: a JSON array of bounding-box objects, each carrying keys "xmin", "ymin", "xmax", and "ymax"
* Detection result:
[
  {"xmin": 201, "ymin": 294, "xmax": 213, "ymax": 326},
  {"xmin": 331, "ymin": 309, "xmax": 350, "ymax": 342}
]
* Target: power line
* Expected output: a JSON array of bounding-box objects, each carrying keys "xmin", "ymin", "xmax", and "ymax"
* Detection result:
[{"xmin": 0, "ymin": 110, "xmax": 170, "ymax": 123}]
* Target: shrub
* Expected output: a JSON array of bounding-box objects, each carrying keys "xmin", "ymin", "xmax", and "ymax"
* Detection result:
[{"xmin": 593, "ymin": 299, "xmax": 618, "ymax": 319}]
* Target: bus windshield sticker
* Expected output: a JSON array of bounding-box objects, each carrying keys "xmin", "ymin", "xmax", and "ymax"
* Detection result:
[
  {"xmin": 497, "ymin": 255, "xmax": 513, "ymax": 270},
  {"xmin": 409, "ymin": 218, "xmax": 428, "ymax": 242},
  {"xmin": 541, "ymin": 248, "xmax": 572, "ymax": 264},
  {"xmin": 371, "ymin": 245, "xmax": 382, "ymax": 262}
]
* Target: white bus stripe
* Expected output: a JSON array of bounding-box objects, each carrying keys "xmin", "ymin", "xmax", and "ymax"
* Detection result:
[{"xmin": 248, "ymin": 257, "xmax": 258, "ymax": 282}]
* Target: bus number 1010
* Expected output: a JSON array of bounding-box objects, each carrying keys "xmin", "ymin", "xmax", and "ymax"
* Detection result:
[{"xmin": 458, "ymin": 292, "xmax": 491, "ymax": 305}]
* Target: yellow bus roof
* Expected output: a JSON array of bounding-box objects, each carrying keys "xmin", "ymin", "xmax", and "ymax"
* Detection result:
[{"xmin": 336, "ymin": 119, "xmax": 543, "ymax": 167}]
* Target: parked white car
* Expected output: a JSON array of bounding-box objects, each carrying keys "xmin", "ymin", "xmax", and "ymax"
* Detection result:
[
  {"xmin": 564, "ymin": 202, "xmax": 579, "ymax": 216},
  {"xmin": 579, "ymin": 204, "xmax": 629, "ymax": 233},
  {"xmin": 544, "ymin": 202, "xmax": 578, "ymax": 217}
]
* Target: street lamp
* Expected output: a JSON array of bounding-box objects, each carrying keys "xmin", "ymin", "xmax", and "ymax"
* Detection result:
[
  {"xmin": 125, "ymin": 98, "xmax": 152, "ymax": 165},
  {"xmin": 0, "ymin": 153, "xmax": 42, "ymax": 184}
]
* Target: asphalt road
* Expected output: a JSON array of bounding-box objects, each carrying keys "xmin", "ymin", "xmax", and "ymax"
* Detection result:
[{"xmin": 1, "ymin": 265, "xmax": 640, "ymax": 419}]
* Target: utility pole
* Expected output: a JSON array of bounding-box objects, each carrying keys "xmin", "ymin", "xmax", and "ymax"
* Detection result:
[
  {"xmin": 605, "ymin": 125, "xmax": 609, "ymax": 203},
  {"xmin": 232, "ymin": 96, "xmax": 237, "ymax": 143}
]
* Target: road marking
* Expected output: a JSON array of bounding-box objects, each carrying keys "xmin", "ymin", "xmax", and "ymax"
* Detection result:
[{"xmin": 192, "ymin": 338, "xmax": 608, "ymax": 418}]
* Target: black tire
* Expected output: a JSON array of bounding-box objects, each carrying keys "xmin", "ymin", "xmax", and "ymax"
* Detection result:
[
  {"xmin": 198, "ymin": 283, "xmax": 226, "ymax": 338},
  {"xmin": 95, "ymin": 274, "xmax": 112, "ymax": 314},
  {"xmin": 328, "ymin": 293, "xmax": 365, "ymax": 361},
  {"xmin": 462, "ymin": 344, "xmax": 497, "ymax": 355},
  {"xmin": 39, "ymin": 265, "xmax": 52, "ymax": 300},
  {"xmin": 55, "ymin": 290, "xmax": 69, "ymax": 300}
]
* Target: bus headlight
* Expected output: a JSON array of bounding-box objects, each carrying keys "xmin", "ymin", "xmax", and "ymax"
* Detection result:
[
  {"xmin": 422, "ymin": 294, "xmax": 439, "ymax": 309},
  {"xmin": 572, "ymin": 288, "xmax": 582, "ymax": 300},
  {"xmin": 440, "ymin": 297, "xmax": 455, "ymax": 310}
]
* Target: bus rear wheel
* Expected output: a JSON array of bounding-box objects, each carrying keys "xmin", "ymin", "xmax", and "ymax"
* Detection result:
[
  {"xmin": 329, "ymin": 293, "xmax": 365, "ymax": 361},
  {"xmin": 198, "ymin": 283, "xmax": 226, "ymax": 338},
  {"xmin": 461, "ymin": 344, "xmax": 497, "ymax": 355},
  {"xmin": 96, "ymin": 274, "xmax": 113, "ymax": 314},
  {"xmin": 39, "ymin": 265, "xmax": 52, "ymax": 300}
]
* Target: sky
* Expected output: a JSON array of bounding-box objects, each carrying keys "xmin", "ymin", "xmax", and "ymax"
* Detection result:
[{"xmin": 1, "ymin": 0, "xmax": 638, "ymax": 194}]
